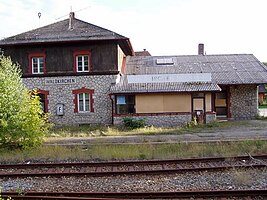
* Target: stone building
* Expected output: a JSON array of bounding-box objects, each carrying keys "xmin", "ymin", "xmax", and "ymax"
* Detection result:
[
  {"xmin": 110, "ymin": 46, "xmax": 267, "ymax": 127},
  {"xmin": 1, "ymin": 14, "xmax": 267, "ymax": 127},
  {"xmin": 0, "ymin": 12, "xmax": 134, "ymax": 126}
]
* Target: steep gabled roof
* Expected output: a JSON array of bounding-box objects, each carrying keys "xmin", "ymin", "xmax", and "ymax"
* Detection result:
[
  {"xmin": 0, "ymin": 13, "xmax": 134, "ymax": 55},
  {"xmin": 111, "ymin": 54, "xmax": 267, "ymax": 94}
]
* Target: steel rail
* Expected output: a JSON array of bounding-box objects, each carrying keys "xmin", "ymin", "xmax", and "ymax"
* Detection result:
[
  {"xmin": 0, "ymin": 163, "xmax": 265, "ymax": 178},
  {"xmin": 0, "ymin": 196, "xmax": 115, "ymax": 200},
  {"xmin": 1, "ymin": 189, "xmax": 267, "ymax": 199},
  {"xmin": 0, "ymin": 154, "xmax": 266, "ymax": 168},
  {"xmin": 0, "ymin": 196, "xmax": 119, "ymax": 200},
  {"xmin": 0, "ymin": 155, "xmax": 266, "ymax": 177}
]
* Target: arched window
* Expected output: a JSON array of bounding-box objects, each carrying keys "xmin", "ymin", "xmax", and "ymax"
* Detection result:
[{"xmin": 72, "ymin": 87, "xmax": 94, "ymax": 113}]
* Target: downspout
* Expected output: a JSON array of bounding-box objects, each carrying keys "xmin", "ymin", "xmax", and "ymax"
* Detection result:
[{"xmin": 109, "ymin": 94, "xmax": 114, "ymax": 125}]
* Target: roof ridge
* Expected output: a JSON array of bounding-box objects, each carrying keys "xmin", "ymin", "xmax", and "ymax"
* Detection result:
[
  {"xmin": 73, "ymin": 17, "xmax": 127, "ymax": 39},
  {"xmin": 138, "ymin": 53, "xmax": 253, "ymax": 58},
  {"xmin": 0, "ymin": 15, "xmax": 128, "ymax": 43}
]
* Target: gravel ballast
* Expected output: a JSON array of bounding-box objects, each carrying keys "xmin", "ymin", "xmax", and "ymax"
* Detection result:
[{"xmin": 1, "ymin": 168, "xmax": 266, "ymax": 192}]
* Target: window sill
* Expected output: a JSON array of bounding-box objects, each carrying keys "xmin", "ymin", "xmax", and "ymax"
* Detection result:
[{"xmin": 76, "ymin": 112, "xmax": 94, "ymax": 115}]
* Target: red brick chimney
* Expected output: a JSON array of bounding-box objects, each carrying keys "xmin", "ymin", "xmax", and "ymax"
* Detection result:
[
  {"xmin": 198, "ymin": 43, "xmax": 204, "ymax": 55},
  {"xmin": 68, "ymin": 12, "xmax": 75, "ymax": 30}
]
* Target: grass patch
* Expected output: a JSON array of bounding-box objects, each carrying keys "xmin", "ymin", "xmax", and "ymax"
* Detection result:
[
  {"xmin": 0, "ymin": 140, "xmax": 266, "ymax": 163},
  {"xmin": 47, "ymin": 124, "xmax": 179, "ymax": 137},
  {"xmin": 176, "ymin": 120, "xmax": 250, "ymax": 134},
  {"xmin": 47, "ymin": 120, "xmax": 253, "ymax": 138}
]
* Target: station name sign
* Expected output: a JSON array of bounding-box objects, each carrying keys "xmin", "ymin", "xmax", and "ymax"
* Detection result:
[
  {"xmin": 45, "ymin": 77, "xmax": 77, "ymax": 85},
  {"xmin": 127, "ymin": 73, "xmax": 212, "ymax": 84}
]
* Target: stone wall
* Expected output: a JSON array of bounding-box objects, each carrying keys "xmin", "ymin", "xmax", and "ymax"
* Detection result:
[
  {"xmin": 230, "ymin": 84, "xmax": 258, "ymax": 119},
  {"xmin": 23, "ymin": 75, "xmax": 117, "ymax": 125},
  {"xmin": 206, "ymin": 112, "xmax": 216, "ymax": 123},
  {"xmin": 114, "ymin": 114, "xmax": 192, "ymax": 127}
]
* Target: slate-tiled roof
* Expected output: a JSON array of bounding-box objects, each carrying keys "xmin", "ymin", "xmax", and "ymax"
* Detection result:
[
  {"xmin": 0, "ymin": 13, "xmax": 134, "ymax": 56},
  {"xmin": 110, "ymin": 54, "xmax": 267, "ymax": 94}
]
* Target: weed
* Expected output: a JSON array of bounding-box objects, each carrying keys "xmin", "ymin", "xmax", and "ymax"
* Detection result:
[
  {"xmin": 122, "ymin": 117, "xmax": 145, "ymax": 129},
  {"xmin": 138, "ymin": 154, "xmax": 146, "ymax": 160},
  {"xmin": 15, "ymin": 187, "xmax": 25, "ymax": 196},
  {"xmin": 0, "ymin": 189, "xmax": 12, "ymax": 200},
  {"xmin": 232, "ymin": 170, "xmax": 252, "ymax": 185}
]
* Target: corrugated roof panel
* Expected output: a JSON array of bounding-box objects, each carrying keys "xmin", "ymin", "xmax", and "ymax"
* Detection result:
[{"xmin": 120, "ymin": 54, "xmax": 267, "ymax": 93}]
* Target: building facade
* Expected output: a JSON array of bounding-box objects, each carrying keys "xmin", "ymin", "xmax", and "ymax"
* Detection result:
[
  {"xmin": 110, "ymin": 53, "xmax": 267, "ymax": 127},
  {"xmin": 1, "ymin": 15, "xmax": 267, "ymax": 127},
  {"xmin": 0, "ymin": 12, "xmax": 133, "ymax": 126}
]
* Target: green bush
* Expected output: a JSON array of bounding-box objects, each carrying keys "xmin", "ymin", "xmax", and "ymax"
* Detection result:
[
  {"xmin": 122, "ymin": 117, "xmax": 145, "ymax": 129},
  {"xmin": 0, "ymin": 55, "xmax": 50, "ymax": 149}
]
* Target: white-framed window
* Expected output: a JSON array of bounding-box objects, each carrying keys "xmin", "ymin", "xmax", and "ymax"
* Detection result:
[
  {"xmin": 78, "ymin": 93, "xmax": 90, "ymax": 112},
  {"xmin": 32, "ymin": 57, "xmax": 44, "ymax": 74},
  {"xmin": 76, "ymin": 55, "xmax": 89, "ymax": 72}
]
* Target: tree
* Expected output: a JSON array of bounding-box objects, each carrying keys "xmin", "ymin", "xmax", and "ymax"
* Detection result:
[{"xmin": 0, "ymin": 55, "xmax": 50, "ymax": 149}]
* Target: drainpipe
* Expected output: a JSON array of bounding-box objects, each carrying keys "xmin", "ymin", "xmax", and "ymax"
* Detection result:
[{"xmin": 109, "ymin": 94, "xmax": 114, "ymax": 125}]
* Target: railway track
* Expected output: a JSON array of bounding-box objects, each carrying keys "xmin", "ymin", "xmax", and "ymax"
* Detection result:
[
  {"xmin": 0, "ymin": 155, "xmax": 266, "ymax": 177},
  {"xmin": 1, "ymin": 189, "xmax": 267, "ymax": 199}
]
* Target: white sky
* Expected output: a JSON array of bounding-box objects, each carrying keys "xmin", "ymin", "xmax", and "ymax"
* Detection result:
[{"xmin": 0, "ymin": 0, "xmax": 266, "ymax": 61}]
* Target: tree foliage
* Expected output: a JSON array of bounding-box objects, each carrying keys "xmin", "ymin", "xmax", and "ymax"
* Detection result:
[{"xmin": 0, "ymin": 55, "xmax": 50, "ymax": 149}]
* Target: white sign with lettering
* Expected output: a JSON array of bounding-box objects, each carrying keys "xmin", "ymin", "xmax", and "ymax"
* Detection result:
[
  {"xmin": 45, "ymin": 77, "xmax": 77, "ymax": 85},
  {"xmin": 56, "ymin": 103, "xmax": 64, "ymax": 116},
  {"xmin": 127, "ymin": 73, "xmax": 212, "ymax": 84}
]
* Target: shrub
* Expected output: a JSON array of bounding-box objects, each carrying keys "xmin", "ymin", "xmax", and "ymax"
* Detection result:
[
  {"xmin": 0, "ymin": 55, "xmax": 50, "ymax": 149},
  {"xmin": 122, "ymin": 117, "xmax": 145, "ymax": 129},
  {"xmin": 185, "ymin": 116, "xmax": 198, "ymax": 128}
]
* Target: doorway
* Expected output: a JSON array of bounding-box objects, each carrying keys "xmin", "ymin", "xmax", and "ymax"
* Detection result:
[
  {"xmin": 214, "ymin": 90, "xmax": 228, "ymax": 118},
  {"xmin": 192, "ymin": 93, "xmax": 205, "ymax": 123}
]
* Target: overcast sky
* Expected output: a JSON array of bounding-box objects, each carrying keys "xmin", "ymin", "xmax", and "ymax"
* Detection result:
[{"xmin": 0, "ymin": 0, "xmax": 266, "ymax": 61}]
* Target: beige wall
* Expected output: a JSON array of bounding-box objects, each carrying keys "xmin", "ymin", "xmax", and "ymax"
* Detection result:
[
  {"xmin": 136, "ymin": 94, "xmax": 191, "ymax": 113},
  {"xmin": 117, "ymin": 45, "xmax": 124, "ymax": 71},
  {"xmin": 193, "ymin": 98, "xmax": 204, "ymax": 110},
  {"xmin": 205, "ymin": 93, "xmax": 212, "ymax": 112}
]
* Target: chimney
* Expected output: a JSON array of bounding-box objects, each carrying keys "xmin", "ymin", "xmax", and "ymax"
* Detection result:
[
  {"xmin": 68, "ymin": 12, "xmax": 75, "ymax": 30},
  {"xmin": 198, "ymin": 43, "xmax": 204, "ymax": 55}
]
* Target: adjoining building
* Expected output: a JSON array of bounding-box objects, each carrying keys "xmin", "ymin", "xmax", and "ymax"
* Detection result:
[
  {"xmin": 110, "ymin": 45, "xmax": 267, "ymax": 126},
  {"xmin": 1, "ymin": 14, "xmax": 267, "ymax": 127}
]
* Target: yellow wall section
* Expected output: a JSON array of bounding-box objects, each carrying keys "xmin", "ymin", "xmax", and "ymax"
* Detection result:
[
  {"xmin": 117, "ymin": 45, "xmax": 124, "ymax": 71},
  {"xmin": 136, "ymin": 94, "xmax": 191, "ymax": 113},
  {"xmin": 193, "ymin": 98, "xmax": 204, "ymax": 110},
  {"xmin": 205, "ymin": 93, "xmax": 212, "ymax": 112}
]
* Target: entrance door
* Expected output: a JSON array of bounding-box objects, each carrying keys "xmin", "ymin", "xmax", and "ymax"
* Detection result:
[
  {"xmin": 192, "ymin": 93, "xmax": 205, "ymax": 123},
  {"xmin": 214, "ymin": 91, "xmax": 227, "ymax": 117}
]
